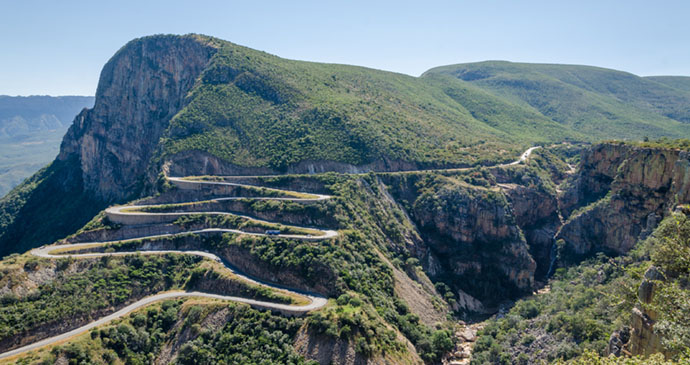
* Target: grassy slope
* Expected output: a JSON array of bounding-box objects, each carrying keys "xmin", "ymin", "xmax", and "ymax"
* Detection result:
[
  {"xmin": 424, "ymin": 61, "xmax": 690, "ymax": 140},
  {"xmin": 159, "ymin": 38, "xmax": 580, "ymax": 171},
  {"xmin": 646, "ymin": 76, "xmax": 690, "ymax": 93}
]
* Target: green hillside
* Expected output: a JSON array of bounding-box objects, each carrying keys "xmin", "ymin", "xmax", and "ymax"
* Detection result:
[
  {"xmin": 2, "ymin": 34, "xmax": 690, "ymax": 363},
  {"xmin": 2, "ymin": 35, "xmax": 690, "ymax": 257},
  {"xmin": 160, "ymin": 39, "xmax": 577, "ymax": 171},
  {"xmin": 424, "ymin": 61, "xmax": 690, "ymax": 140},
  {"xmin": 646, "ymin": 75, "xmax": 690, "ymax": 93}
]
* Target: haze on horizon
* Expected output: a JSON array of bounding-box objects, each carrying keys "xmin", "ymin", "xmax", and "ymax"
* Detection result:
[{"xmin": 2, "ymin": 0, "xmax": 689, "ymax": 96}]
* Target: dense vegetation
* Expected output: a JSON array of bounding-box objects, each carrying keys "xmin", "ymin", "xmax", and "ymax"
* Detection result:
[
  {"xmin": 643, "ymin": 211, "xmax": 690, "ymax": 356},
  {"xmin": 3, "ymin": 144, "xmax": 688, "ymax": 363},
  {"xmin": 0, "ymin": 158, "xmax": 106, "ymax": 257},
  {"xmin": 612, "ymin": 137, "xmax": 690, "ymax": 151},
  {"xmin": 0, "ymin": 248, "xmax": 295, "ymax": 351},
  {"xmin": 172, "ymin": 302, "xmax": 311, "ymax": 364},
  {"xmin": 159, "ymin": 36, "xmax": 577, "ymax": 172},
  {"xmin": 160, "ymin": 38, "xmax": 690, "ymax": 174},
  {"xmin": 0, "ymin": 254, "xmax": 200, "ymax": 345},
  {"xmin": 2, "ymin": 171, "xmax": 461, "ymax": 363},
  {"xmin": 470, "ymin": 254, "xmax": 636, "ymax": 364},
  {"xmin": 0, "ymin": 170, "xmax": 452, "ymax": 361},
  {"xmin": 172, "ymin": 213, "xmax": 323, "ymax": 236},
  {"xmin": 17, "ymin": 300, "xmax": 313, "ymax": 365},
  {"xmin": 470, "ymin": 210, "xmax": 690, "ymax": 364},
  {"xmin": 425, "ymin": 61, "xmax": 690, "ymax": 140},
  {"xmin": 194, "ymin": 174, "xmax": 457, "ymax": 361}
]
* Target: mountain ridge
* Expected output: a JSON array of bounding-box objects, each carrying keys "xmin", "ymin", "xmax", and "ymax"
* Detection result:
[
  {"xmin": 2, "ymin": 33, "xmax": 690, "ymax": 260},
  {"xmin": 1, "ymin": 34, "xmax": 690, "ymax": 364},
  {"xmin": 424, "ymin": 60, "xmax": 690, "ymax": 137}
]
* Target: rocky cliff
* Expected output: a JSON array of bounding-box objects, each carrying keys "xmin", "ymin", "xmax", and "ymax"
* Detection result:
[
  {"xmin": 58, "ymin": 35, "xmax": 217, "ymax": 201},
  {"xmin": 490, "ymin": 162, "xmax": 563, "ymax": 280},
  {"xmin": 380, "ymin": 162, "xmax": 564, "ymax": 308},
  {"xmin": 409, "ymin": 180, "xmax": 536, "ymax": 300},
  {"xmin": 606, "ymin": 266, "xmax": 669, "ymax": 358},
  {"xmin": 0, "ymin": 36, "xmax": 220, "ymax": 254},
  {"xmin": 557, "ymin": 143, "xmax": 690, "ymax": 259},
  {"xmin": 378, "ymin": 143, "xmax": 690, "ymax": 312}
]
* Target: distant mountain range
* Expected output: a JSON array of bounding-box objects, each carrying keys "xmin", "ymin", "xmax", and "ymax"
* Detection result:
[
  {"xmin": 425, "ymin": 61, "xmax": 690, "ymax": 139},
  {"xmin": 0, "ymin": 95, "xmax": 94, "ymax": 196}
]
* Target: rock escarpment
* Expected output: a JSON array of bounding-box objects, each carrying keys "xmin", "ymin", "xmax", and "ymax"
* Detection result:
[
  {"xmin": 381, "ymin": 165, "xmax": 563, "ymax": 308},
  {"xmin": 558, "ymin": 143, "xmax": 629, "ymax": 218},
  {"xmin": 378, "ymin": 143, "xmax": 690, "ymax": 312},
  {"xmin": 557, "ymin": 143, "xmax": 690, "ymax": 259},
  {"xmin": 490, "ymin": 165, "xmax": 563, "ymax": 280},
  {"xmin": 411, "ymin": 182, "xmax": 536, "ymax": 299},
  {"xmin": 59, "ymin": 35, "xmax": 217, "ymax": 201},
  {"xmin": 0, "ymin": 35, "xmax": 220, "ymax": 255}
]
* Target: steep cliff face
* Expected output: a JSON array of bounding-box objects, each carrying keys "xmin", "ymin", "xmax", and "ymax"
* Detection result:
[
  {"xmin": 498, "ymin": 183, "xmax": 560, "ymax": 279},
  {"xmin": 490, "ymin": 162, "xmax": 563, "ymax": 280},
  {"xmin": 0, "ymin": 35, "xmax": 218, "ymax": 255},
  {"xmin": 59, "ymin": 35, "xmax": 217, "ymax": 201},
  {"xmin": 558, "ymin": 143, "xmax": 629, "ymax": 218},
  {"xmin": 557, "ymin": 143, "xmax": 690, "ymax": 259},
  {"xmin": 412, "ymin": 184, "xmax": 537, "ymax": 299},
  {"xmin": 607, "ymin": 266, "xmax": 669, "ymax": 358},
  {"xmin": 381, "ymin": 168, "xmax": 561, "ymax": 307}
]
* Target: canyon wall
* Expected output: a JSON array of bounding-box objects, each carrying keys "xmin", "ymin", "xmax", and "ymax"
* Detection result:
[{"xmin": 557, "ymin": 143, "xmax": 690, "ymax": 259}]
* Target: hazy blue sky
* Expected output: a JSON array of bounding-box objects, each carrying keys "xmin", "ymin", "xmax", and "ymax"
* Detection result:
[{"xmin": 2, "ymin": 0, "xmax": 689, "ymax": 95}]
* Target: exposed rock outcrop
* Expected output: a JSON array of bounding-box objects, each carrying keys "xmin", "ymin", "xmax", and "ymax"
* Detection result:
[
  {"xmin": 629, "ymin": 266, "xmax": 667, "ymax": 356},
  {"xmin": 607, "ymin": 326, "xmax": 631, "ymax": 357},
  {"xmin": 167, "ymin": 150, "xmax": 427, "ymax": 177},
  {"xmin": 382, "ymin": 173, "xmax": 542, "ymax": 306},
  {"xmin": 559, "ymin": 143, "xmax": 629, "ymax": 218},
  {"xmin": 294, "ymin": 327, "xmax": 394, "ymax": 365},
  {"xmin": 59, "ymin": 35, "xmax": 217, "ymax": 201},
  {"xmin": 557, "ymin": 143, "xmax": 690, "ymax": 259},
  {"xmin": 410, "ymin": 183, "xmax": 536, "ymax": 299},
  {"xmin": 605, "ymin": 266, "xmax": 673, "ymax": 359},
  {"xmin": 496, "ymin": 181, "xmax": 560, "ymax": 280}
]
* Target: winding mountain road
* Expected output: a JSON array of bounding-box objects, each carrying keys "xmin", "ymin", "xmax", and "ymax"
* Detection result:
[
  {"xmin": 0, "ymin": 146, "xmax": 540, "ymax": 361},
  {"xmin": 0, "ymin": 179, "xmax": 336, "ymax": 361},
  {"xmin": 503, "ymin": 146, "xmax": 541, "ymax": 166}
]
